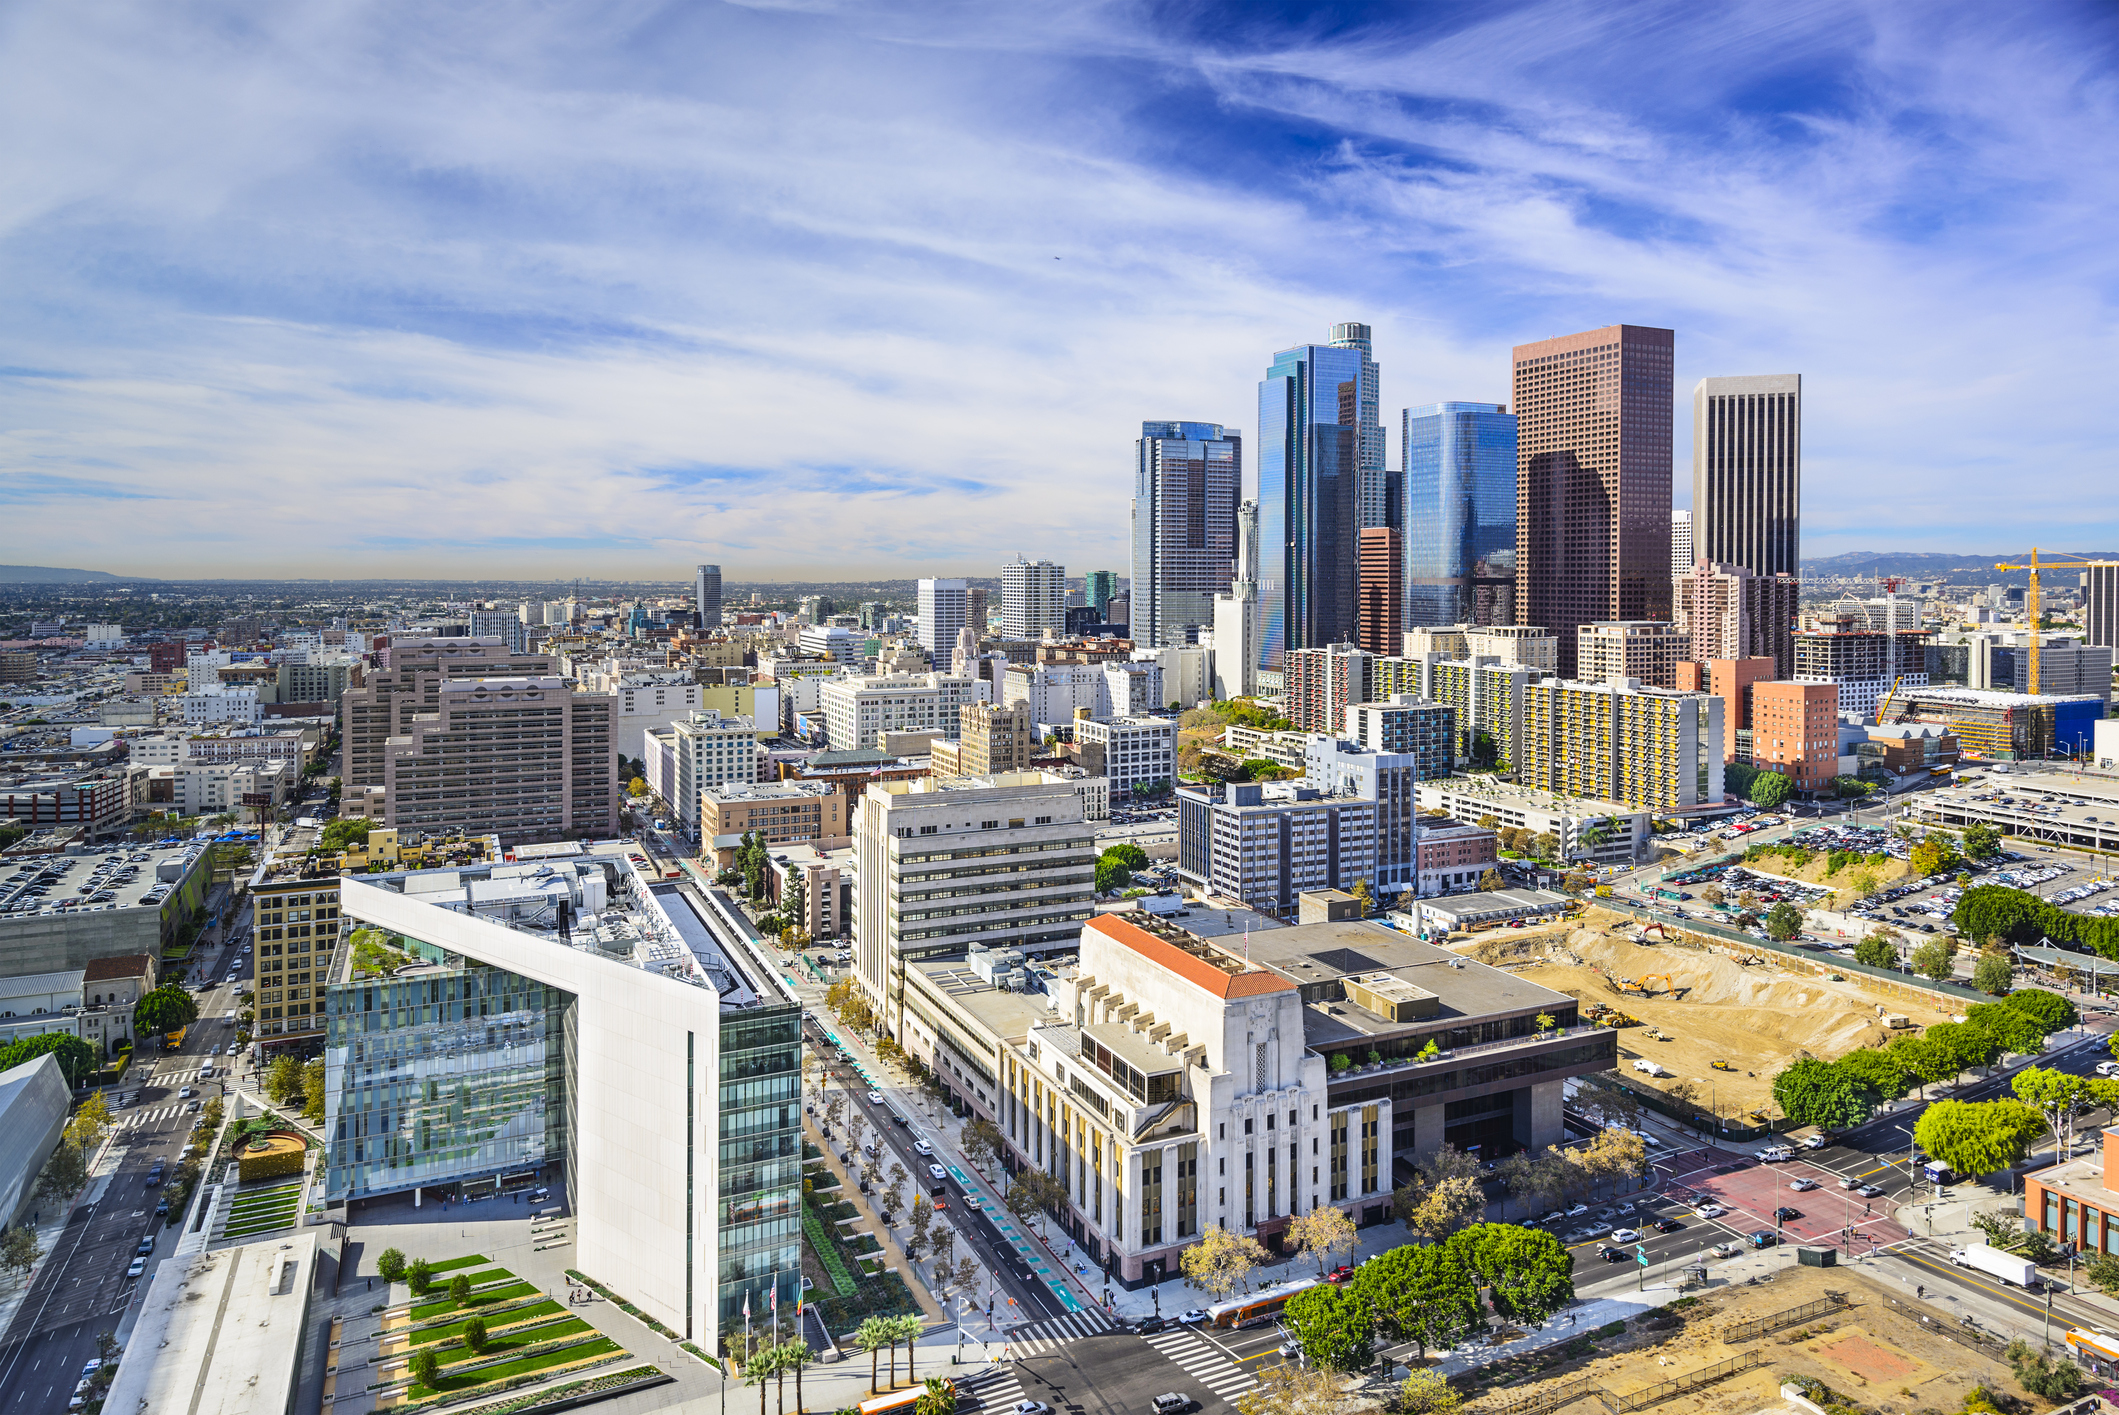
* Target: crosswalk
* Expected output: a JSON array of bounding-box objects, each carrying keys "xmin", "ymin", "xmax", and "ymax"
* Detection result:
[
  {"xmin": 954, "ymin": 1365, "xmax": 1026, "ymax": 1412},
  {"xmin": 119, "ymin": 1104, "xmax": 192, "ymax": 1129},
  {"xmin": 1000, "ymin": 1308, "xmax": 1119, "ymax": 1355},
  {"xmin": 1141, "ymin": 1326, "xmax": 1257, "ymax": 1405}
]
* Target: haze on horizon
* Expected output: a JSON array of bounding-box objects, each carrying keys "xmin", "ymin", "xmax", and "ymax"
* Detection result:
[{"xmin": 2, "ymin": 0, "xmax": 2114, "ymax": 582}]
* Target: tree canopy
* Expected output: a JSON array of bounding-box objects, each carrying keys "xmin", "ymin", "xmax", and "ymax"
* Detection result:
[
  {"xmin": 1102, "ymin": 842, "xmax": 1150, "ymax": 872},
  {"xmin": 1449, "ymin": 1223, "xmax": 1575, "ymax": 1323},
  {"xmin": 1963, "ymin": 1003, "xmax": 2047, "ymax": 1057},
  {"xmin": 1972, "ymin": 953, "xmax": 2015, "ymax": 996},
  {"xmin": 1914, "ymin": 1099, "xmax": 2044, "ymax": 1177},
  {"xmin": 1747, "ymin": 771, "xmax": 1792, "ymax": 808},
  {"xmin": 1281, "ymin": 1282, "xmax": 1375, "ymax": 1372},
  {"xmin": 1853, "ymin": 935, "xmax": 1900, "ymax": 969},
  {"xmin": 134, "ymin": 984, "xmax": 200, "ymax": 1038},
  {"xmin": 1772, "ymin": 1055, "xmax": 1876, "ymax": 1131},
  {"xmin": 1347, "ymin": 1240, "xmax": 1481, "ymax": 1357},
  {"xmin": 2002, "ymin": 986, "xmax": 2077, "ymax": 1034},
  {"xmin": 0, "ymin": 1032, "xmax": 99, "ymax": 1086},
  {"xmin": 1955, "ymin": 885, "xmax": 2119, "ymax": 957},
  {"xmin": 1764, "ymin": 901, "xmax": 1804, "ymax": 941}
]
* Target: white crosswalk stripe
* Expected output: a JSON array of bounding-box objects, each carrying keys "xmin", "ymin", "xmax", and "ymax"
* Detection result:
[
  {"xmin": 954, "ymin": 1366, "xmax": 1026, "ymax": 1412},
  {"xmin": 1001, "ymin": 1308, "xmax": 1120, "ymax": 1356},
  {"xmin": 1142, "ymin": 1327, "xmax": 1256, "ymax": 1403}
]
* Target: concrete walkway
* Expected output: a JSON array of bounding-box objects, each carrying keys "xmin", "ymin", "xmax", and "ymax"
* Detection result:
[{"xmin": 804, "ymin": 1113, "xmax": 947, "ymax": 1328}]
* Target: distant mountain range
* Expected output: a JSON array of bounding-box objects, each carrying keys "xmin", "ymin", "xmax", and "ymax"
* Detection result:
[
  {"xmin": 1800, "ymin": 551, "xmax": 2119, "ymax": 584},
  {"xmin": 0, "ymin": 565, "xmax": 156, "ymax": 582}
]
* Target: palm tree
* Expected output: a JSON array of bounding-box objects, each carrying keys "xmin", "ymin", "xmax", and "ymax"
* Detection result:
[
  {"xmin": 776, "ymin": 1339, "xmax": 812, "ymax": 1415},
  {"xmin": 854, "ymin": 1316, "xmax": 892, "ymax": 1393},
  {"xmin": 741, "ymin": 1346, "xmax": 778, "ymax": 1415},
  {"xmin": 893, "ymin": 1313, "xmax": 926, "ymax": 1386},
  {"xmin": 915, "ymin": 1376, "xmax": 958, "ymax": 1415}
]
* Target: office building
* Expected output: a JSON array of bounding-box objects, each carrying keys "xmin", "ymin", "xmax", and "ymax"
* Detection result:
[
  {"xmin": 1257, "ymin": 328, "xmax": 1376, "ymax": 676},
  {"xmin": 1341, "ymin": 697, "xmax": 1456, "ymax": 775},
  {"xmin": 1356, "ymin": 528, "xmax": 1402, "ymax": 657},
  {"xmin": 179, "ymin": 690, "xmax": 261, "ymax": 726},
  {"xmin": 695, "ymin": 564, "xmax": 723, "ymax": 628},
  {"xmin": 277, "ymin": 659, "xmax": 359, "ymax": 706},
  {"xmin": 1211, "ymin": 500, "xmax": 1262, "ymax": 701},
  {"xmin": 644, "ymin": 709, "xmax": 769, "ymax": 838},
  {"xmin": 918, "ymin": 579, "xmax": 969, "ymax": 660},
  {"xmin": 819, "ymin": 673, "xmax": 990, "ymax": 752},
  {"xmin": 1692, "ymin": 376, "xmax": 1801, "ymax": 577},
  {"xmin": 1674, "ymin": 562, "xmax": 1800, "ymax": 678},
  {"xmin": 1086, "ymin": 571, "xmax": 1121, "ymax": 621},
  {"xmin": 1986, "ymin": 636, "xmax": 2115, "ymax": 702},
  {"xmin": 1888, "ymin": 688, "xmax": 2103, "ymax": 760},
  {"xmin": 1331, "ymin": 323, "xmax": 1390, "ymax": 528},
  {"xmin": 1002, "ymin": 559, "xmax": 1067, "ymax": 640},
  {"xmin": 1002, "ymin": 661, "xmax": 1160, "ymax": 726},
  {"xmin": 2087, "ymin": 565, "xmax": 2119, "ymax": 654},
  {"xmin": 1403, "ymin": 401, "xmax": 1518, "ymax": 628},
  {"xmin": 1074, "ymin": 716, "xmax": 1177, "ymax": 798},
  {"xmin": 1175, "ymin": 781, "xmax": 1380, "ymax": 919},
  {"xmin": 468, "ymin": 609, "xmax": 527, "ymax": 653},
  {"xmin": 1514, "ymin": 324, "xmax": 1676, "ymax": 677},
  {"xmin": 1130, "ymin": 422, "xmax": 1242, "ymax": 648},
  {"xmin": 1749, "ymin": 681, "xmax": 1841, "ymax": 794},
  {"xmin": 1675, "ymin": 658, "xmax": 1778, "ymax": 764},
  {"xmin": 797, "ymin": 625, "xmax": 866, "ymax": 665},
  {"xmin": 1286, "ymin": 643, "xmax": 1374, "ymax": 734},
  {"xmin": 1671, "ymin": 508, "xmax": 1693, "ymax": 579},
  {"xmin": 342, "ymin": 638, "xmax": 558, "ymax": 794},
  {"xmin": 966, "ymin": 586, "xmax": 990, "ymax": 635},
  {"xmin": 853, "ymin": 773, "xmax": 1097, "ymax": 1003},
  {"xmin": 929, "ymin": 699, "xmax": 1033, "ymax": 778},
  {"xmin": 327, "ymin": 847, "xmax": 799, "ymax": 1338},
  {"xmin": 1133, "ymin": 643, "xmax": 1211, "ymax": 710},
  {"xmin": 700, "ymin": 781, "xmax": 849, "ymax": 864},
  {"xmin": 1576, "ymin": 621, "xmax": 1688, "ymax": 690},
  {"xmin": 1518, "ymin": 679, "xmax": 1724, "ymax": 812},
  {"xmin": 339, "ymin": 678, "xmax": 617, "ymax": 844},
  {"xmin": 1413, "ymin": 779, "xmax": 1649, "ymax": 866},
  {"xmin": 1412, "ymin": 821, "xmax": 1501, "ymax": 896},
  {"xmin": 1304, "ymin": 723, "xmax": 1450, "ymax": 898}
]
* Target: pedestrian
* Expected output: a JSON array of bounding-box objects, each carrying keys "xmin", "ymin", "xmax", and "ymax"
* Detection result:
[{"xmin": 1916, "ymin": 1284, "xmax": 1924, "ymax": 1299}]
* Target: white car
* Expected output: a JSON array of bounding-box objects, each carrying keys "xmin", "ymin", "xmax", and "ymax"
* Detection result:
[
  {"xmin": 1611, "ymin": 1228, "xmax": 1640, "ymax": 1243},
  {"xmin": 2097, "ymin": 1062, "xmax": 2119, "ymax": 1078},
  {"xmin": 928, "ymin": 1164, "xmax": 947, "ymax": 1181},
  {"xmin": 1789, "ymin": 1178, "xmax": 1819, "ymax": 1192},
  {"xmin": 1693, "ymin": 1203, "xmax": 1726, "ymax": 1219},
  {"xmin": 1566, "ymin": 1202, "xmax": 1590, "ymax": 1217},
  {"xmin": 126, "ymin": 1258, "xmax": 147, "ymax": 1279},
  {"xmin": 913, "ymin": 1141, "xmax": 934, "ymax": 1156},
  {"xmin": 1015, "ymin": 1403, "xmax": 1053, "ymax": 1415},
  {"xmin": 865, "ymin": 1090, "xmax": 883, "ymax": 1104}
]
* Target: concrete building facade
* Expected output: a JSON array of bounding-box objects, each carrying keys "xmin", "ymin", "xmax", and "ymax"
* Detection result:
[{"xmin": 1691, "ymin": 374, "xmax": 1801, "ymax": 578}]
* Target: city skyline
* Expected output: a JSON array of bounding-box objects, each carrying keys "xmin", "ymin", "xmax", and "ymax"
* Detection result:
[{"xmin": 3, "ymin": 2, "xmax": 2115, "ymax": 579}]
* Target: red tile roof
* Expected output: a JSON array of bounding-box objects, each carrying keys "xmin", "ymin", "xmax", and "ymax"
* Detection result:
[{"xmin": 1085, "ymin": 915, "xmax": 1293, "ymax": 999}]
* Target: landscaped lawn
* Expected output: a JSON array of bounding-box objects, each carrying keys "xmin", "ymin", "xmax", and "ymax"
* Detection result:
[
  {"xmin": 425, "ymin": 1255, "xmax": 492, "ymax": 1274},
  {"xmin": 407, "ymin": 1337, "xmax": 620, "ymax": 1397},
  {"xmin": 431, "ymin": 1317, "xmax": 591, "ymax": 1366},
  {"xmin": 457, "ymin": 1267, "xmax": 515, "ymax": 1287},
  {"xmin": 410, "ymin": 1300, "xmax": 563, "ymax": 1345},
  {"xmin": 411, "ymin": 1282, "xmax": 539, "ymax": 1321},
  {"xmin": 229, "ymin": 1186, "xmax": 301, "ymax": 1214}
]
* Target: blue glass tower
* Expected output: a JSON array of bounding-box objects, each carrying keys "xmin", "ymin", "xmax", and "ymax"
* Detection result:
[
  {"xmin": 1257, "ymin": 337, "xmax": 1370, "ymax": 675},
  {"xmin": 1402, "ymin": 402, "xmax": 1518, "ymax": 629}
]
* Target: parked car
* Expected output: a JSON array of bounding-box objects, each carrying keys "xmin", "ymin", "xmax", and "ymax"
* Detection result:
[
  {"xmin": 913, "ymin": 1140, "xmax": 934, "ymax": 1156},
  {"xmin": 126, "ymin": 1258, "xmax": 147, "ymax": 1279}
]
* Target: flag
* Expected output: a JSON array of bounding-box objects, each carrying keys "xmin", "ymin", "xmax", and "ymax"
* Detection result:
[
  {"xmin": 770, "ymin": 1285, "xmax": 778, "ymax": 1313},
  {"xmin": 743, "ymin": 1290, "xmax": 751, "ymax": 1320}
]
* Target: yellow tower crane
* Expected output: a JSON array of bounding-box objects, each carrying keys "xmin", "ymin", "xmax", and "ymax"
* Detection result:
[{"xmin": 1991, "ymin": 549, "xmax": 2118, "ymax": 695}]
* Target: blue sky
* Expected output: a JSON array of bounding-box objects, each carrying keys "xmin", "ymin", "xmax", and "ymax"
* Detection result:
[{"xmin": 2, "ymin": 0, "xmax": 2115, "ymax": 580}]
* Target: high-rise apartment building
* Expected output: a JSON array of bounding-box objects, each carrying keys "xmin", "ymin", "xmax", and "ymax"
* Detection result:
[
  {"xmin": 1174, "ymin": 781, "xmax": 1379, "ymax": 918},
  {"xmin": 467, "ymin": 609, "xmax": 526, "ymax": 653},
  {"xmin": 1356, "ymin": 528, "xmax": 1402, "ymax": 657},
  {"xmin": 1286, "ymin": 643, "xmax": 1374, "ymax": 734},
  {"xmin": 1671, "ymin": 509, "xmax": 1694, "ymax": 579},
  {"xmin": 1339, "ymin": 696, "xmax": 1456, "ymax": 778},
  {"xmin": 695, "ymin": 564, "xmax": 723, "ymax": 628},
  {"xmin": 341, "ymin": 637, "xmax": 557, "ymax": 795},
  {"xmin": 1692, "ymin": 375, "xmax": 1801, "ymax": 576},
  {"xmin": 1518, "ymin": 679, "xmax": 1724, "ymax": 811},
  {"xmin": 1074, "ymin": 717, "xmax": 1178, "ymax": 798},
  {"xmin": 853, "ymin": 775, "xmax": 1097, "ymax": 997},
  {"xmin": 1085, "ymin": 571, "xmax": 1121, "ymax": 621},
  {"xmin": 1258, "ymin": 329, "xmax": 1376, "ymax": 676},
  {"xmin": 1002, "ymin": 558, "xmax": 1067, "ymax": 640},
  {"xmin": 1304, "ymin": 728, "xmax": 1449, "ymax": 897},
  {"xmin": 1793, "ymin": 614, "xmax": 1933, "ymax": 720},
  {"xmin": 1576, "ymin": 621, "xmax": 1688, "ymax": 690},
  {"xmin": 1514, "ymin": 324, "xmax": 1675, "ymax": 677},
  {"xmin": 1329, "ymin": 322, "xmax": 1390, "ymax": 528},
  {"xmin": 1408, "ymin": 657, "xmax": 1540, "ymax": 769},
  {"xmin": 1130, "ymin": 422, "xmax": 1241, "ymax": 648},
  {"xmin": 966, "ymin": 586, "xmax": 989, "ymax": 635},
  {"xmin": 918, "ymin": 579, "xmax": 968, "ymax": 659},
  {"xmin": 646, "ymin": 709, "xmax": 768, "ymax": 838},
  {"xmin": 1467, "ymin": 625, "xmax": 1558, "ymax": 673},
  {"xmin": 1674, "ymin": 561, "xmax": 1800, "ymax": 678},
  {"xmin": 339, "ymin": 677, "xmax": 617, "ymax": 843},
  {"xmin": 1403, "ymin": 401, "xmax": 1517, "ymax": 628}
]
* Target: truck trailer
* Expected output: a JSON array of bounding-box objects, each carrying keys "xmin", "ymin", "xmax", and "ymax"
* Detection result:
[{"xmin": 1949, "ymin": 1243, "xmax": 2041, "ymax": 1288}]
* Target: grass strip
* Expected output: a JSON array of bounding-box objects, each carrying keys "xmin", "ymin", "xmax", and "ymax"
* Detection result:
[
  {"xmin": 407, "ymin": 1338, "xmax": 621, "ymax": 1398},
  {"xmin": 801, "ymin": 1207, "xmax": 857, "ymax": 1298},
  {"xmin": 458, "ymin": 1267, "xmax": 516, "ymax": 1286},
  {"xmin": 411, "ymin": 1282, "xmax": 538, "ymax": 1321},
  {"xmin": 393, "ymin": 1362, "xmax": 662, "ymax": 1415},
  {"xmin": 425, "ymin": 1254, "xmax": 493, "ymax": 1274},
  {"xmin": 411, "ymin": 1301, "xmax": 564, "ymax": 1345},
  {"xmin": 433, "ymin": 1318, "xmax": 592, "ymax": 1367},
  {"xmin": 228, "ymin": 1192, "xmax": 302, "ymax": 1216}
]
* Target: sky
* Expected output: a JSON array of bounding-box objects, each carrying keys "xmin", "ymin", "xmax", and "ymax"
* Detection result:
[{"xmin": 2, "ymin": 0, "xmax": 2115, "ymax": 582}]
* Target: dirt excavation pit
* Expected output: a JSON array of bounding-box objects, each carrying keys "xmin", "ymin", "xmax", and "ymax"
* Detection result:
[{"xmin": 1481, "ymin": 925, "xmax": 1961, "ymax": 1117}]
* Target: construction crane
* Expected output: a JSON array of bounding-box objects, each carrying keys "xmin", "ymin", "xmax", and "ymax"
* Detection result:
[
  {"xmin": 1876, "ymin": 674, "xmax": 1906, "ymax": 725},
  {"xmin": 1991, "ymin": 548, "xmax": 2117, "ymax": 695}
]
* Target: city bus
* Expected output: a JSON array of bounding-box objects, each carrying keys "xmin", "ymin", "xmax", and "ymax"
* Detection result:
[
  {"xmin": 858, "ymin": 1380, "xmax": 951, "ymax": 1415},
  {"xmin": 1208, "ymin": 1275, "xmax": 1320, "ymax": 1329}
]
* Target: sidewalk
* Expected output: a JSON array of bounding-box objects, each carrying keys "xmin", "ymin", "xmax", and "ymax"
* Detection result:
[{"xmin": 804, "ymin": 1112, "xmax": 947, "ymax": 1327}]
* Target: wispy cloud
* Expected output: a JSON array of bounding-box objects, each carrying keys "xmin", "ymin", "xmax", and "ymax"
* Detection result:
[{"xmin": 0, "ymin": 0, "xmax": 2113, "ymax": 577}]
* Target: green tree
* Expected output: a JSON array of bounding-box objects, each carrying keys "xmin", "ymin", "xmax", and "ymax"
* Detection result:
[
  {"xmin": 0, "ymin": 1033, "xmax": 99, "ymax": 1088},
  {"xmin": 1396, "ymin": 1370, "xmax": 1462, "ymax": 1415},
  {"xmin": 2006, "ymin": 1339, "xmax": 2087, "ymax": 1399},
  {"xmin": 1964, "ymin": 1002, "xmax": 2045, "ymax": 1057},
  {"xmin": 1910, "ymin": 835, "xmax": 1963, "ymax": 878},
  {"xmin": 448, "ymin": 1273, "xmax": 471, "ymax": 1303},
  {"xmin": 66, "ymin": 1093, "xmax": 112, "ymax": 1152},
  {"xmin": 1479, "ymin": 868, "xmax": 1506, "ymax": 892},
  {"xmin": 1102, "ymin": 842, "xmax": 1149, "ymax": 873},
  {"xmin": 35, "ymin": 1141, "xmax": 88, "ymax": 1204},
  {"xmin": 1914, "ymin": 1099, "xmax": 2044, "ymax": 1177},
  {"xmin": 1962, "ymin": 822, "xmax": 2003, "ymax": 860},
  {"xmin": 1973, "ymin": 953, "xmax": 2015, "ymax": 996},
  {"xmin": 1747, "ymin": 771, "xmax": 1792, "ymax": 808},
  {"xmin": 2002, "ymin": 987, "xmax": 2077, "ymax": 1034},
  {"xmin": 462, "ymin": 1316, "xmax": 488, "ymax": 1354},
  {"xmin": 1910, "ymin": 938, "xmax": 1957, "ymax": 982},
  {"xmin": 2012, "ymin": 1067, "xmax": 2089, "ymax": 1155},
  {"xmin": 407, "ymin": 1349, "xmax": 441, "ymax": 1392},
  {"xmin": 1764, "ymin": 901, "xmax": 1803, "ymax": 941},
  {"xmin": 266, "ymin": 1055, "xmax": 304, "ymax": 1106},
  {"xmin": 0, "ymin": 1225, "xmax": 42, "ymax": 1281},
  {"xmin": 1835, "ymin": 1048, "xmax": 1910, "ymax": 1101},
  {"xmin": 407, "ymin": 1258, "xmax": 433, "ymax": 1294},
  {"xmin": 1771, "ymin": 1056, "xmax": 1875, "ymax": 1131},
  {"xmin": 1853, "ymin": 935, "xmax": 1899, "ymax": 969},
  {"xmin": 1347, "ymin": 1240, "xmax": 1480, "ymax": 1358},
  {"xmin": 133, "ymin": 985, "xmax": 200, "ymax": 1038},
  {"xmin": 1929, "ymin": 1019, "xmax": 2005, "ymax": 1079},
  {"xmin": 1281, "ymin": 1282, "xmax": 1375, "ymax": 1372},
  {"xmin": 300, "ymin": 1058, "xmax": 326, "ymax": 1124},
  {"xmin": 914, "ymin": 1375, "xmax": 956, "ymax": 1415},
  {"xmin": 1886, "ymin": 1032, "xmax": 1953, "ymax": 1096},
  {"xmin": 376, "ymin": 1247, "xmax": 407, "ymax": 1283},
  {"xmin": 854, "ymin": 1316, "xmax": 891, "ymax": 1394},
  {"xmin": 1449, "ymin": 1223, "xmax": 1575, "ymax": 1324},
  {"xmin": 1095, "ymin": 858, "xmax": 1131, "ymax": 894}
]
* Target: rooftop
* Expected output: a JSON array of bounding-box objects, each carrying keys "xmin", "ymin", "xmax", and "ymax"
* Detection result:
[
  {"xmin": 911, "ymin": 954, "xmax": 1062, "ymax": 1042},
  {"xmin": 101, "ymin": 1232, "xmax": 319, "ymax": 1415},
  {"xmin": 82, "ymin": 953, "xmax": 152, "ymax": 981},
  {"xmin": 1084, "ymin": 913, "xmax": 1294, "ymax": 999},
  {"xmin": 0, "ymin": 841, "xmax": 211, "ymax": 919}
]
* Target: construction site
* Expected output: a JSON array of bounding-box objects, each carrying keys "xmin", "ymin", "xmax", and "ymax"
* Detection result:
[
  {"xmin": 1463, "ymin": 908, "xmax": 1961, "ymax": 1121},
  {"xmin": 1462, "ymin": 1265, "xmax": 2051, "ymax": 1415}
]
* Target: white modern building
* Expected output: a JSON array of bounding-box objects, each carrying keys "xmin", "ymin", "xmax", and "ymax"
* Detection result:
[
  {"xmin": 819, "ymin": 673, "xmax": 990, "ymax": 753},
  {"xmin": 1411, "ymin": 779, "xmax": 1649, "ymax": 865},
  {"xmin": 1001, "ymin": 662, "xmax": 1163, "ymax": 727},
  {"xmin": 798, "ymin": 625, "xmax": 867, "ymax": 665},
  {"xmin": 644, "ymin": 710, "xmax": 769, "ymax": 837},
  {"xmin": 173, "ymin": 758, "xmax": 299, "ymax": 815},
  {"xmin": 1133, "ymin": 644, "xmax": 1211, "ymax": 710},
  {"xmin": 178, "ymin": 690, "xmax": 262, "ymax": 726},
  {"xmin": 0, "ymin": 1052, "xmax": 70, "ymax": 1225},
  {"xmin": 330, "ymin": 847, "xmax": 799, "ymax": 1341},
  {"xmin": 1074, "ymin": 716, "xmax": 1177, "ymax": 798},
  {"xmin": 606, "ymin": 673, "xmax": 706, "ymax": 761},
  {"xmin": 917, "ymin": 579, "xmax": 968, "ymax": 660},
  {"xmin": 1002, "ymin": 558, "xmax": 1067, "ymax": 640}
]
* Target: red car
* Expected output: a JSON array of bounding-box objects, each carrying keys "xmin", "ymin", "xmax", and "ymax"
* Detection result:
[{"xmin": 1325, "ymin": 1265, "xmax": 1354, "ymax": 1282}]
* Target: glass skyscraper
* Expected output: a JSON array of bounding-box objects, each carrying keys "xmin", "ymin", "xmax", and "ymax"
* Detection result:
[
  {"xmin": 1402, "ymin": 402, "xmax": 1518, "ymax": 629},
  {"xmin": 1130, "ymin": 422, "xmax": 1241, "ymax": 649},
  {"xmin": 1258, "ymin": 332, "xmax": 1375, "ymax": 675}
]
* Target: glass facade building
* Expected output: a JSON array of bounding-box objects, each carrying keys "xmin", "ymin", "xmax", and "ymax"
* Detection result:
[
  {"xmin": 716, "ymin": 1005, "xmax": 802, "ymax": 1326},
  {"xmin": 1403, "ymin": 402, "xmax": 1517, "ymax": 629},
  {"xmin": 1258, "ymin": 337, "xmax": 1369, "ymax": 675}
]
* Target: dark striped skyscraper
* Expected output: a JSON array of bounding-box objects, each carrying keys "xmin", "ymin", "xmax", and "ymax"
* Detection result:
[
  {"xmin": 1402, "ymin": 401, "xmax": 1517, "ymax": 629},
  {"xmin": 694, "ymin": 564, "xmax": 722, "ymax": 628},
  {"xmin": 1513, "ymin": 324, "xmax": 1675, "ymax": 678},
  {"xmin": 1691, "ymin": 375, "xmax": 1801, "ymax": 577},
  {"xmin": 1130, "ymin": 422, "xmax": 1242, "ymax": 648},
  {"xmin": 1257, "ymin": 329, "xmax": 1375, "ymax": 677}
]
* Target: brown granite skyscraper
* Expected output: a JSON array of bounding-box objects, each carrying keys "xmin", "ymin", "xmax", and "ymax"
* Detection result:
[{"xmin": 1513, "ymin": 324, "xmax": 1674, "ymax": 678}]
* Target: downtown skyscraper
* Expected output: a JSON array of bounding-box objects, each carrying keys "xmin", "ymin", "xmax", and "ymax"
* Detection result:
[
  {"xmin": 1130, "ymin": 421, "xmax": 1242, "ymax": 648},
  {"xmin": 1256, "ymin": 325, "xmax": 1381, "ymax": 678},
  {"xmin": 1402, "ymin": 401, "xmax": 1517, "ymax": 629},
  {"xmin": 1513, "ymin": 324, "xmax": 1675, "ymax": 678},
  {"xmin": 1691, "ymin": 375, "xmax": 1801, "ymax": 577},
  {"xmin": 694, "ymin": 564, "xmax": 722, "ymax": 628}
]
